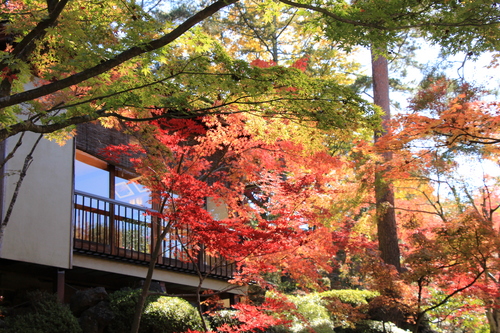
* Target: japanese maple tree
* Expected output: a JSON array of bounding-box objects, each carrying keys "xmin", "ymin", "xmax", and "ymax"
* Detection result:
[
  {"xmin": 104, "ymin": 98, "xmax": 351, "ymax": 331},
  {"xmin": 368, "ymin": 77, "xmax": 500, "ymax": 332}
]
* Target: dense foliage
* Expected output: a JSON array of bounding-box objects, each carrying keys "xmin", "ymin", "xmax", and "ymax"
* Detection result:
[{"xmin": 0, "ymin": 291, "xmax": 82, "ymax": 333}]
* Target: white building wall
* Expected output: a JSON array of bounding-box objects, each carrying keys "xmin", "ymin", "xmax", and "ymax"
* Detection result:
[
  {"xmin": 207, "ymin": 197, "xmax": 228, "ymax": 220},
  {"xmin": 1, "ymin": 133, "xmax": 74, "ymax": 269}
]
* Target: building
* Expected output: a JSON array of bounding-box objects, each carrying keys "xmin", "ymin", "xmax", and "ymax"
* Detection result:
[{"xmin": 0, "ymin": 121, "xmax": 240, "ymax": 305}]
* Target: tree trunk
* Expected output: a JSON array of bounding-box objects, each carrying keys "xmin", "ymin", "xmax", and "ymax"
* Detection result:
[
  {"xmin": 130, "ymin": 221, "xmax": 171, "ymax": 333},
  {"xmin": 371, "ymin": 47, "xmax": 401, "ymax": 272},
  {"xmin": 487, "ymin": 299, "xmax": 500, "ymax": 333}
]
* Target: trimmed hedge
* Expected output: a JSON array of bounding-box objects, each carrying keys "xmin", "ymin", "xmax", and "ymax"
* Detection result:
[{"xmin": 107, "ymin": 289, "xmax": 204, "ymax": 333}]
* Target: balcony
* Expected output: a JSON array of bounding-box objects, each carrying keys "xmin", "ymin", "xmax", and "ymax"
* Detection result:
[{"xmin": 73, "ymin": 191, "xmax": 234, "ymax": 279}]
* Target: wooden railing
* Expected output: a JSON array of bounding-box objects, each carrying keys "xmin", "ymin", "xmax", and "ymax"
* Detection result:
[{"xmin": 73, "ymin": 191, "xmax": 234, "ymax": 279}]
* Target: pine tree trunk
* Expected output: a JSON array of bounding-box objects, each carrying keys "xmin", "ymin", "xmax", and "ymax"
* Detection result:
[
  {"xmin": 487, "ymin": 304, "xmax": 500, "ymax": 333},
  {"xmin": 371, "ymin": 47, "xmax": 401, "ymax": 272}
]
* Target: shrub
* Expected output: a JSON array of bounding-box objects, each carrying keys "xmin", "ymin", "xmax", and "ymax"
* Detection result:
[
  {"xmin": 208, "ymin": 308, "xmax": 291, "ymax": 333},
  {"xmin": 107, "ymin": 289, "xmax": 204, "ymax": 333},
  {"xmin": 142, "ymin": 296, "xmax": 204, "ymax": 332},
  {"xmin": 1, "ymin": 291, "xmax": 81, "ymax": 333},
  {"xmin": 321, "ymin": 289, "xmax": 379, "ymax": 329},
  {"xmin": 208, "ymin": 309, "xmax": 241, "ymax": 329},
  {"xmin": 320, "ymin": 290, "xmax": 379, "ymax": 306},
  {"xmin": 285, "ymin": 293, "xmax": 335, "ymax": 333},
  {"xmin": 267, "ymin": 289, "xmax": 380, "ymax": 333},
  {"xmin": 107, "ymin": 289, "xmax": 150, "ymax": 333},
  {"xmin": 340, "ymin": 320, "xmax": 411, "ymax": 333},
  {"xmin": 264, "ymin": 326, "xmax": 292, "ymax": 333}
]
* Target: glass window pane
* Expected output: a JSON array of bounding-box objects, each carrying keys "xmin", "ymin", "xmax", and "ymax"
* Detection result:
[
  {"xmin": 75, "ymin": 160, "xmax": 110, "ymax": 197},
  {"xmin": 115, "ymin": 176, "xmax": 151, "ymax": 208}
]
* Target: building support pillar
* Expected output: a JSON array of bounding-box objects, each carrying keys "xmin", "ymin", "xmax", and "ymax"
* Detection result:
[{"xmin": 56, "ymin": 269, "xmax": 65, "ymax": 302}]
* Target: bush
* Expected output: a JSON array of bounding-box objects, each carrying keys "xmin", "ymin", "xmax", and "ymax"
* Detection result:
[
  {"xmin": 321, "ymin": 289, "xmax": 379, "ymax": 330},
  {"xmin": 336, "ymin": 320, "xmax": 411, "ymax": 333},
  {"xmin": 208, "ymin": 309, "xmax": 241, "ymax": 329},
  {"xmin": 286, "ymin": 293, "xmax": 335, "ymax": 333},
  {"xmin": 1, "ymin": 291, "xmax": 81, "ymax": 333},
  {"xmin": 107, "ymin": 289, "xmax": 204, "ymax": 333},
  {"xmin": 107, "ymin": 289, "xmax": 153, "ymax": 333},
  {"xmin": 208, "ymin": 308, "xmax": 290, "ymax": 333},
  {"xmin": 264, "ymin": 326, "xmax": 292, "ymax": 333},
  {"xmin": 320, "ymin": 290, "xmax": 379, "ymax": 306},
  {"xmin": 143, "ymin": 296, "xmax": 204, "ymax": 332},
  {"xmin": 267, "ymin": 289, "xmax": 380, "ymax": 333}
]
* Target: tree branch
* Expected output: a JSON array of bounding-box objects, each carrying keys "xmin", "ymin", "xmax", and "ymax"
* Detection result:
[
  {"xmin": 0, "ymin": 133, "xmax": 24, "ymax": 170},
  {"xmin": 0, "ymin": 91, "xmax": 359, "ymax": 141},
  {"xmin": 0, "ymin": 0, "xmax": 238, "ymax": 109},
  {"xmin": 421, "ymin": 269, "xmax": 485, "ymax": 315},
  {"xmin": 0, "ymin": 134, "xmax": 43, "ymax": 252},
  {"xmin": 0, "ymin": 0, "xmax": 69, "ymax": 97},
  {"xmin": 0, "ymin": 113, "xmax": 104, "ymax": 142},
  {"xmin": 13, "ymin": 0, "xmax": 69, "ymax": 61},
  {"xmin": 279, "ymin": 0, "xmax": 499, "ymax": 30}
]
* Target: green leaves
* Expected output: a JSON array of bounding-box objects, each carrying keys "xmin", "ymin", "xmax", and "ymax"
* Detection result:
[{"xmin": 284, "ymin": 0, "xmax": 500, "ymax": 54}]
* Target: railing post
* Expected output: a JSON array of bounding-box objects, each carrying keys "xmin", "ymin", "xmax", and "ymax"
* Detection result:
[
  {"xmin": 150, "ymin": 215, "xmax": 155, "ymax": 261},
  {"xmin": 109, "ymin": 166, "xmax": 116, "ymax": 255},
  {"xmin": 109, "ymin": 202, "xmax": 116, "ymax": 255}
]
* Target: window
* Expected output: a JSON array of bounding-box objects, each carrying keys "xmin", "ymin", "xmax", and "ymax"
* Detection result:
[
  {"xmin": 75, "ymin": 150, "xmax": 151, "ymax": 208},
  {"xmin": 74, "ymin": 150, "xmax": 153, "ymax": 256}
]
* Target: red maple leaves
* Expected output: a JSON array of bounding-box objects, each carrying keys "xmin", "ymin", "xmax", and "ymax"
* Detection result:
[{"xmin": 105, "ymin": 111, "xmax": 343, "ymax": 288}]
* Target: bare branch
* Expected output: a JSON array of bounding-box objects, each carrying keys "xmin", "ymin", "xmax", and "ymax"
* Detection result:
[
  {"xmin": 0, "ymin": 134, "xmax": 43, "ymax": 251},
  {"xmin": 0, "ymin": 133, "xmax": 24, "ymax": 170}
]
